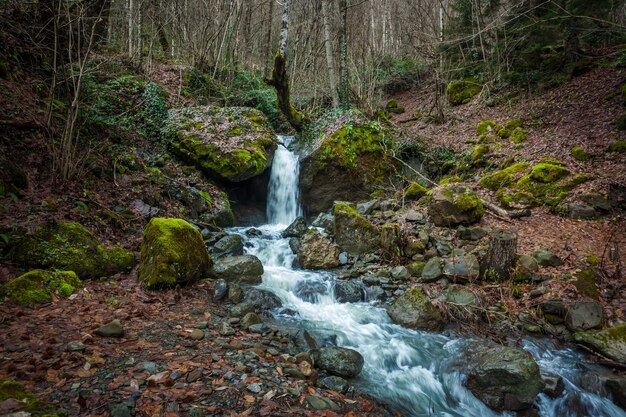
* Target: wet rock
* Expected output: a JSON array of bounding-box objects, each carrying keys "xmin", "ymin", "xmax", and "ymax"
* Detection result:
[
  {"xmin": 428, "ymin": 184, "xmax": 485, "ymax": 227},
  {"xmin": 387, "ymin": 288, "xmax": 445, "ymax": 331},
  {"xmin": 573, "ymin": 324, "xmax": 626, "ymax": 365},
  {"xmin": 318, "ymin": 375, "xmax": 349, "ymax": 393},
  {"xmin": 541, "ymin": 373, "xmax": 565, "ymax": 398},
  {"xmin": 464, "ymin": 344, "xmax": 543, "ymax": 411},
  {"xmin": 334, "ymin": 280, "xmax": 364, "ymax": 303},
  {"xmin": 95, "ymin": 320, "xmax": 124, "ymax": 338},
  {"xmin": 211, "ymin": 234, "xmax": 244, "ymax": 258},
  {"xmin": 66, "ymin": 341, "xmax": 85, "ymax": 352},
  {"xmin": 390, "ymin": 266, "xmax": 410, "ymax": 281},
  {"xmin": 213, "ymin": 278, "xmax": 228, "ymax": 301},
  {"xmin": 189, "ymin": 329, "xmax": 204, "ymax": 341},
  {"xmin": 247, "ymin": 383, "xmax": 262, "ymax": 393},
  {"xmin": 282, "ymin": 216, "xmax": 308, "ymax": 238},
  {"xmin": 365, "ymin": 286, "xmax": 386, "ymax": 301},
  {"xmin": 230, "ymin": 302, "xmax": 255, "ymax": 318},
  {"xmin": 444, "ymin": 286, "xmax": 482, "ymax": 306},
  {"xmin": 140, "ymin": 362, "xmax": 158, "ymax": 374},
  {"xmin": 405, "ymin": 210, "xmax": 426, "ymax": 223},
  {"xmin": 228, "ymin": 283, "xmax": 244, "ymax": 303},
  {"xmin": 539, "ymin": 299, "xmax": 566, "ymax": 324},
  {"xmin": 289, "ymin": 237, "xmax": 301, "ymax": 254},
  {"xmin": 458, "ymin": 225, "xmax": 487, "ymax": 241},
  {"xmin": 295, "ymin": 280, "xmax": 328, "ymax": 303},
  {"xmin": 579, "ymin": 194, "xmax": 612, "ymax": 213},
  {"xmin": 442, "ymin": 255, "xmax": 479, "ymax": 281},
  {"xmin": 244, "ymin": 288, "xmax": 283, "ymax": 311},
  {"xmin": 241, "ymin": 312, "xmax": 262, "ymax": 330},
  {"xmin": 305, "ymin": 395, "xmax": 340, "ymax": 411},
  {"xmin": 246, "ymin": 228, "xmax": 263, "ymax": 237},
  {"xmin": 435, "ymin": 238, "xmax": 452, "ymax": 256},
  {"xmin": 313, "ymin": 347, "xmax": 364, "ymax": 378},
  {"xmin": 312, "ymin": 212, "xmax": 334, "ymax": 231},
  {"xmin": 421, "ymin": 257, "xmax": 442, "ymax": 282},
  {"xmin": 248, "ymin": 323, "xmax": 272, "ymax": 334},
  {"xmin": 565, "ymin": 300, "xmax": 603, "ymax": 331},
  {"xmin": 338, "ymin": 252, "xmax": 349, "ymax": 265},
  {"xmin": 605, "ymin": 376, "xmax": 626, "ymax": 409},
  {"xmin": 532, "ymin": 249, "xmax": 563, "ymax": 267},
  {"xmin": 212, "ymin": 255, "xmax": 264, "ymax": 284},
  {"xmin": 297, "ymin": 229, "xmax": 340, "ymax": 269},
  {"xmin": 333, "ymin": 203, "xmax": 380, "ymax": 255}
]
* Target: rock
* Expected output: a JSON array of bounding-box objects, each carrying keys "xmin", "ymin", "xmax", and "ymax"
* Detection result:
[
  {"xmin": 333, "ymin": 203, "xmax": 380, "ymax": 255},
  {"xmin": 567, "ymin": 203, "xmax": 596, "ymax": 219},
  {"xmin": 246, "ymin": 228, "xmax": 263, "ymax": 237},
  {"xmin": 565, "ymin": 300, "xmax": 603, "ymax": 331},
  {"xmin": 247, "ymin": 383, "xmax": 262, "ymax": 394},
  {"xmin": 248, "ymin": 323, "xmax": 271, "ymax": 334},
  {"xmin": 140, "ymin": 362, "xmax": 158, "ymax": 373},
  {"xmin": 313, "ymin": 347, "xmax": 364, "ymax": 378},
  {"xmin": 541, "ymin": 373, "xmax": 565, "ymax": 398},
  {"xmin": 387, "ymin": 288, "xmax": 445, "ymax": 331},
  {"xmin": 457, "ymin": 226, "xmax": 487, "ymax": 241},
  {"xmin": 579, "ymin": 194, "xmax": 611, "ymax": 213},
  {"xmin": 213, "ymin": 278, "xmax": 228, "ymax": 301},
  {"xmin": 318, "ymin": 375, "xmax": 349, "ymax": 393},
  {"xmin": 516, "ymin": 255, "xmax": 539, "ymax": 280},
  {"xmin": 211, "ymin": 234, "xmax": 244, "ymax": 258},
  {"xmin": 212, "ymin": 255, "xmax": 264, "ymax": 284},
  {"xmin": 241, "ymin": 312, "xmax": 262, "ymax": 330},
  {"xmin": 138, "ymin": 218, "xmax": 211, "ymax": 289},
  {"xmin": 444, "ymin": 286, "xmax": 482, "ymax": 306},
  {"xmin": 334, "ymin": 280, "xmax": 364, "ymax": 303},
  {"xmin": 381, "ymin": 223, "xmax": 402, "ymax": 260},
  {"xmin": 405, "ymin": 210, "xmax": 426, "ymax": 223},
  {"xmin": 228, "ymin": 283, "xmax": 244, "ymax": 303},
  {"xmin": 573, "ymin": 324, "xmax": 626, "ymax": 365},
  {"xmin": 407, "ymin": 261, "xmax": 426, "ymax": 277},
  {"xmin": 2, "ymin": 269, "xmax": 82, "ymax": 305},
  {"xmin": 295, "ymin": 280, "xmax": 328, "ymax": 303},
  {"xmin": 390, "ymin": 266, "xmax": 410, "ymax": 281},
  {"xmin": 464, "ymin": 344, "xmax": 543, "ymax": 411},
  {"xmin": 282, "ymin": 216, "xmax": 308, "ymax": 238},
  {"xmin": 109, "ymin": 403, "xmax": 132, "ymax": 417},
  {"xmin": 421, "ymin": 257, "xmax": 442, "ymax": 282},
  {"xmin": 608, "ymin": 182, "xmax": 626, "ymax": 210},
  {"xmin": 532, "ymin": 249, "xmax": 563, "ymax": 267},
  {"xmin": 404, "ymin": 237, "xmax": 426, "ymax": 257},
  {"xmin": 311, "ymin": 212, "xmax": 334, "ymax": 231},
  {"xmin": 289, "ymin": 237, "xmax": 301, "ymax": 254},
  {"xmin": 230, "ymin": 302, "xmax": 255, "ymax": 318},
  {"xmin": 297, "ymin": 229, "xmax": 340, "ymax": 269},
  {"xmin": 129, "ymin": 199, "xmax": 159, "ymax": 219},
  {"xmin": 305, "ymin": 395, "xmax": 340, "ymax": 411},
  {"xmin": 435, "ymin": 238, "xmax": 452, "ymax": 256},
  {"xmin": 167, "ymin": 106, "xmax": 276, "ymax": 182},
  {"xmin": 189, "ymin": 329, "xmax": 204, "ymax": 341},
  {"xmin": 338, "ymin": 252, "xmax": 349, "ymax": 265},
  {"xmin": 8, "ymin": 222, "xmax": 134, "ymax": 280},
  {"xmin": 95, "ymin": 320, "xmax": 124, "ymax": 338},
  {"xmin": 66, "ymin": 341, "xmax": 85, "ymax": 352},
  {"xmin": 442, "ymin": 255, "xmax": 480, "ymax": 281},
  {"xmin": 357, "ymin": 199, "xmax": 380, "ymax": 215},
  {"xmin": 605, "ymin": 376, "xmax": 626, "ymax": 409},
  {"xmin": 244, "ymin": 288, "xmax": 283, "ymax": 311},
  {"xmin": 428, "ymin": 185, "xmax": 485, "ymax": 227},
  {"xmin": 220, "ymin": 322, "xmax": 236, "ymax": 336}
]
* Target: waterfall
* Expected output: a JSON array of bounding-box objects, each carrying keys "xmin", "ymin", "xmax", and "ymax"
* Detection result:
[{"xmin": 266, "ymin": 135, "xmax": 302, "ymax": 225}]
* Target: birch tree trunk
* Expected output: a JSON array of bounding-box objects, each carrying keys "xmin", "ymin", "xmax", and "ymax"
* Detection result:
[{"xmin": 322, "ymin": 0, "xmax": 338, "ymax": 107}]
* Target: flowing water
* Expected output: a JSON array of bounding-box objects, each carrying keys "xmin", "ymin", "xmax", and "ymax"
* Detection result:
[{"xmin": 228, "ymin": 137, "xmax": 625, "ymax": 417}]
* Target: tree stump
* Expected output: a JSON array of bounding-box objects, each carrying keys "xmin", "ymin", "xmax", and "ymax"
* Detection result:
[
  {"xmin": 380, "ymin": 223, "xmax": 402, "ymax": 260},
  {"xmin": 482, "ymin": 228, "xmax": 518, "ymax": 281}
]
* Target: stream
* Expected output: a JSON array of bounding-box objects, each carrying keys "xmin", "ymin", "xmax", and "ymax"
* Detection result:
[{"xmin": 227, "ymin": 136, "xmax": 625, "ymax": 417}]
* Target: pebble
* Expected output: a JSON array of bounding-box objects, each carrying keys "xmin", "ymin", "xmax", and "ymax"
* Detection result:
[
  {"xmin": 220, "ymin": 322, "xmax": 236, "ymax": 336},
  {"xmin": 94, "ymin": 319, "xmax": 124, "ymax": 338},
  {"xmin": 190, "ymin": 329, "xmax": 205, "ymax": 340},
  {"xmin": 139, "ymin": 361, "xmax": 158, "ymax": 374},
  {"xmin": 247, "ymin": 383, "xmax": 262, "ymax": 393},
  {"xmin": 194, "ymin": 321, "xmax": 208, "ymax": 329},
  {"xmin": 66, "ymin": 341, "xmax": 85, "ymax": 352}
]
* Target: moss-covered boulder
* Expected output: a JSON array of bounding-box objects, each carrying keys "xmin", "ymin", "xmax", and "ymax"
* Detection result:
[
  {"xmin": 138, "ymin": 218, "xmax": 211, "ymax": 289},
  {"xmin": 1, "ymin": 269, "xmax": 82, "ymax": 305},
  {"xmin": 447, "ymin": 78, "xmax": 481, "ymax": 105},
  {"xmin": 574, "ymin": 324, "xmax": 626, "ymax": 365},
  {"xmin": 166, "ymin": 106, "xmax": 277, "ymax": 182},
  {"xmin": 428, "ymin": 184, "xmax": 485, "ymax": 227},
  {"xmin": 0, "ymin": 380, "xmax": 65, "ymax": 416},
  {"xmin": 571, "ymin": 146, "xmax": 591, "ymax": 161},
  {"xmin": 299, "ymin": 110, "xmax": 394, "ymax": 214},
  {"xmin": 478, "ymin": 162, "xmax": 530, "ymax": 191},
  {"xmin": 333, "ymin": 203, "xmax": 380, "ymax": 255},
  {"xmin": 8, "ymin": 222, "xmax": 134, "ymax": 279},
  {"xmin": 387, "ymin": 288, "xmax": 445, "ymax": 331},
  {"xmin": 404, "ymin": 182, "xmax": 428, "ymax": 201}
]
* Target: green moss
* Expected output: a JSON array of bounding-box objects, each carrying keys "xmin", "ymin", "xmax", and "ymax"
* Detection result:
[
  {"xmin": 333, "ymin": 203, "xmax": 380, "ymax": 255},
  {"xmin": 404, "ymin": 182, "xmax": 428, "ymax": 201},
  {"xmin": 104, "ymin": 246, "xmax": 135, "ymax": 273},
  {"xmin": 0, "ymin": 380, "xmax": 64, "ymax": 416},
  {"xmin": 385, "ymin": 99, "xmax": 405, "ymax": 114},
  {"xmin": 510, "ymin": 127, "xmax": 528, "ymax": 143},
  {"xmin": 478, "ymin": 162, "xmax": 530, "ymax": 191},
  {"xmin": 439, "ymin": 176, "xmax": 462, "ymax": 185},
  {"xmin": 571, "ymin": 146, "xmax": 590, "ymax": 161},
  {"xmin": 504, "ymin": 119, "xmax": 522, "ymax": 130},
  {"xmin": 529, "ymin": 163, "xmax": 570, "ymax": 183},
  {"xmin": 455, "ymin": 192, "xmax": 485, "ymax": 220},
  {"xmin": 2, "ymin": 269, "xmax": 81, "ymax": 305},
  {"xmin": 447, "ymin": 78, "xmax": 481, "ymax": 106},
  {"xmin": 471, "ymin": 144, "xmax": 490, "ymax": 164},
  {"xmin": 0, "ymin": 62, "xmax": 8, "ymax": 79},
  {"xmin": 198, "ymin": 190, "xmax": 212, "ymax": 207},
  {"xmin": 318, "ymin": 122, "xmax": 388, "ymax": 170},
  {"xmin": 497, "ymin": 128, "xmax": 511, "ymax": 139},
  {"xmin": 585, "ymin": 254, "xmax": 600, "ymax": 266},
  {"xmin": 539, "ymin": 157, "xmax": 566, "ymax": 166},
  {"xmin": 138, "ymin": 218, "xmax": 212, "ymax": 289},
  {"xmin": 607, "ymin": 140, "xmax": 626, "ymax": 153},
  {"xmin": 574, "ymin": 269, "xmax": 600, "ymax": 299},
  {"xmin": 476, "ymin": 120, "xmax": 498, "ymax": 136}
]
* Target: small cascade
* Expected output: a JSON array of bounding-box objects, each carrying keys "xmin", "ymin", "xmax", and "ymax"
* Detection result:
[{"xmin": 266, "ymin": 135, "xmax": 302, "ymax": 225}]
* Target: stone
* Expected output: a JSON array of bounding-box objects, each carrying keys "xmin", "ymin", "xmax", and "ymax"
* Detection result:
[
  {"xmin": 109, "ymin": 403, "xmax": 132, "ymax": 417},
  {"xmin": 457, "ymin": 226, "xmax": 487, "ymax": 241},
  {"xmin": 211, "ymin": 234, "xmax": 244, "ymax": 258},
  {"xmin": 240, "ymin": 312, "xmax": 262, "ymax": 330},
  {"xmin": 333, "ymin": 203, "xmax": 380, "ymax": 255},
  {"xmin": 387, "ymin": 288, "xmax": 445, "ymax": 331},
  {"xmin": 516, "ymin": 255, "xmax": 539, "ymax": 280},
  {"xmin": 567, "ymin": 203, "xmax": 596, "ymax": 219},
  {"xmin": 213, "ymin": 278, "xmax": 228, "ymax": 301},
  {"xmin": 244, "ymin": 288, "xmax": 283, "ymax": 311},
  {"xmin": 464, "ymin": 344, "xmax": 543, "ymax": 411},
  {"xmin": 390, "ymin": 266, "xmax": 410, "ymax": 281},
  {"xmin": 444, "ymin": 286, "xmax": 482, "ymax": 306},
  {"xmin": 381, "ymin": 223, "xmax": 402, "ymax": 260},
  {"xmin": 565, "ymin": 300, "xmax": 603, "ymax": 331},
  {"xmin": 295, "ymin": 280, "xmax": 328, "ymax": 303},
  {"xmin": 604, "ymin": 376, "xmax": 626, "ymax": 409},
  {"xmin": 532, "ymin": 249, "xmax": 563, "ymax": 267},
  {"xmin": 297, "ymin": 229, "xmax": 340, "ymax": 269},
  {"xmin": 442, "ymin": 255, "xmax": 480, "ymax": 281},
  {"xmin": 541, "ymin": 373, "xmax": 565, "ymax": 398},
  {"xmin": 289, "ymin": 237, "xmax": 300, "ymax": 254},
  {"xmin": 228, "ymin": 283, "xmax": 244, "ymax": 303},
  {"xmin": 428, "ymin": 185, "xmax": 485, "ymax": 227},
  {"xmin": 95, "ymin": 320, "xmax": 124, "ymax": 338},
  {"xmin": 248, "ymin": 323, "xmax": 271, "ymax": 334},
  {"xmin": 338, "ymin": 252, "xmax": 349, "ymax": 265},
  {"xmin": 189, "ymin": 329, "xmax": 204, "ymax": 341},
  {"xmin": 404, "ymin": 237, "xmax": 426, "ymax": 257},
  {"xmin": 2, "ymin": 269, "xmax": 82, "ymax": 305},
  {"xmin": 212, "ymin": 255, "xmax": 264, "ymax": 284},
  {"xmin": 579, "ymin": 194, "xmax": 612, "ymax": 213},
  {"xmin": 282, "ymin": 216, "xmax": 308, "ymax": 238},
  {"xmin": 305, "ymin": 395, "xmax": 340, "ymax": 411},
  {"xmin": 405, "ymin": 210, "xmax": 425, "ymax": 223},
  {"xmin": 66, "ymin": 341, "xmax": 85, "ymax": 352},
  {"xmin": 220, "ymin": 322, "xmax": 236, "ymax": 336},
  {"xmin": 247, "ymin": 383, "xmax": 262, "ymax": 393},
  {"xmin": 421, "ymin": 257, "xmax": 442, "ymax": 282},
  {"xmin": 313, "ymin": 347, "xmax": 364, "ymax": 378},
  {"xmin": 139, "ymin": 218, "xmax": 210, "ymax": 289},
  {"xmin": 230, "ymin": 302, "xmax": 255, "ymax": 318},
  {"xmin": 311, "ymin": 212, "xmax": 334, "ymax": 231},
  {"xmin": 435, "ymin": 238, "xmax": 452, "ymax": 256},
  {"xmin": 357, "ymin": 199, "xmax": 380, "ymax": 215},
  {"xmin": 318, "ymin": 375, "xmax": 349, "ymax": 393},
  {"xmin": 334, "ymin": 280, "xmax": 364, "ymax": 303},
  {"xmin": 573, "ymin": 324, "xmax": 626, "ymax": 365}
]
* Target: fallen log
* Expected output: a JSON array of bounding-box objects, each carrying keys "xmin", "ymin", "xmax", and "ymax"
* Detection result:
[{"xmin": 482, "ymin": 198, "xmax": 531, "ymax": 219}]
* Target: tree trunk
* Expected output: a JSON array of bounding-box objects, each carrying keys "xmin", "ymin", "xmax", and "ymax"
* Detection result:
[
  {"xmin": 264, "ymin": 0, "xmax": 274, "ymax": 77},
  {"xmin": 322, "ymin": 0, "xmax": 338, "ymax": 107},
  {"xmin": 482, "ymin": 228, "xmax": 518, "ymax": 281},
  {"xmin": 338, "ymin": 0, "xmax": 349, "ymax": 110}
]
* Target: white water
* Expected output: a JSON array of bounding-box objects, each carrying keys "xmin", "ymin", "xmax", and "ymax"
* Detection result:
[{"xmin": 228, "ymin": 138, "xmax": 626, "ymax": 417}]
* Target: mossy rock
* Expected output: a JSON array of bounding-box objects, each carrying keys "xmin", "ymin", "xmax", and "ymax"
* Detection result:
[
  {"xmin": 439, "ymin": 176, "xmax": 462, "ymax": 185},
  {"xmin": 0, "ymin": 380, "xmax": 65, "ymax": 416},
  {"xmin": 478, "ymin": 162, "xmax": 529, "ymax": 191},
  {"xmin": 510, "ymin": 127, "xmax": 528, "ymax": 144},
  {"xmin": 574, "ymin": 324, "xmax": 626, "ymax": 365},
  {"xmin": 607, "ymin": 140, "xmax": 626, "ymax": 153},
  {"xmin": 8, "ymin": 222, "xmax": 134, "ymax": 279},
  {"xmin": 404, "ymin": 182, "xmax": 428, "ymax": 201},
  {"xmin": 166, "ymin": 106, "xmax": 277, "ymax": 182},
  {"xmin": 333, "ymin": 203, "xmax": 380, "ymax": 255},
  {"xmin": 476, "ymin": 120, "xmax": 498, "ymax": 136},
  {"xmin": 447, "ymin": 78, "xmax": 481, "ymax": 106},
  {"xmin": 471, "ymin": 144, "xmax": 490, "ymax": 165},
  {"xmin": 428, "ymin": 184, "xmax": 485, "ymax": 226},
  {"xmin": 574, "ymin": 269, "xmax": 600, "ymax": 299},
  {"xmin": 504, "ymin": 119, "xmax": 522, "ymax": 130},
  {"xmin": 385, "ymin": 99, "xmax": 405, "ymax": 114},
  {"xmin": 571, "ymin": 146, "xmax": 591, "ymax": 161},
  {"xmin": 387, "ymin": 288, "xmax": 445, "ymax": 331},
  {"xmin": 1, "ymin": 269, "xmax": 82, "ymax": 305},
  {"xmin": 615, "ymin": 114, "xmax": 626, "ymax": 131},
  {"xmin": 138, "ymin": 218, "xmax": 212, "ymax": 289},
  {"xmin": 528, "ymin": 163, "xmax": 570, "ymax": 183}
]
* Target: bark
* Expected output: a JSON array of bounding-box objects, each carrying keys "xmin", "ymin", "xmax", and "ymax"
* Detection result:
[
  {"xmin": 322, "ymin": 0, "xmax": 338, "ymax": 107},
  {"xmin": 482, "ymin": 228, "xmax": 518, "ymax": 281},
  {"xmin": 338, "ymin": 0, "xmax": 349, "ymax": 110}
]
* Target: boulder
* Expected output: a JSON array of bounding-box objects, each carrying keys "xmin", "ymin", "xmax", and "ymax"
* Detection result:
[
  {"xmin": 95, "ymin": 319, "xmax": 125, "ymax": 338},
  {"xmin": 387, "ymin": 288, "xmax": 445, "ymax": 331},
  {"xmin": 311, "ymin": 212, "xmax": 334, "ymax": 231},
  {"xmin": 573, "ymin": 324, "xmax": 626, "ymax": 365},
  {"xmin": 421, "ymin": 257, "xmax": 442, "ymax": 282},
  {"xmin": 211, "ymin": 234, "xmax": 244, "ymax": 258},
  {"xmin": 390, "ymin": 266, "xmax": 410, "ymax": 281},
  {"xmin": 289, "ymin": 237, "xmax": 301, "ymax": 254},
  {"xmin": 442, "ymin": 255, "xmax": 480, "ymax": 281},
  {"xmin": 282, "ymin": 216, "xmax": 308, "ymax": 238},
  {"xmin": 428, "ymin": 185, "xmax": 485, "ymax": 227},
  {"xmin": 166, "ymin": 106, "xmax": 276, "ymax": 182},
  {"xmin": 567, "ymin": 203, "xmax": 596, "ymax": 219},
  {"xmin": 244, "ymin": 288, "xmax": 283, "ymax": 311},
  {"xmin": 444, "ymin": 286, "xmax": 483, "ymax": 307},
  {"xmin": 313, "ymin": 347, "xmax": 364, "ymax": 378},
  {"xmin": 464, "ymin": 344, "xmax": 543, "ymax": 411},
  {"xmin": 139, "ymin": 218, "xmax": 211, "ymax": 289},
  {"xmin": 532, "ymin": 249, "xmax": 563, "ymax": 267},
  {"xmin": 318, "ymin": 375, "xmax": 349, "ymax": 393},
  {"xmin": 404, "ymin": 237, "xmax": 426, "ymax": 257},
  {"xmin": 565, "ymin": 300, "xmax": 603, "ymax": 331},
  {"xmin": 9, "ymin": 222, "xmax": 134, "ymax": 280},
  {"xmin": 212, "ymin": 255, "xmax": 264, "ymax": 284},
  {"xmin": 240, "ymin": 312, "xmax": 262, "ymax": 330},
  {"xmin": 334, "ymin": 280, "xmax": 364, "ymax": 303},
  {"xmin": 457, "ymin": 226, "xmax": 487, "ymax": 241},
  {"xmin": 333, "ymin": 203, "xmax": 380, "ymax": 255},
  {"xmin": 294, "ymin": 280, "xmax": 328, "ymax": 303},
  {"xmin": 297, "ymin": 229, "xmax": 340, "ymax": 269},
  {"xmin": 516, "ymin": 255, "xmax": 539, "ymax": 280},
  {"xmin": 1, "ymin": 269, "xmax": 82, "ymax": 305}
]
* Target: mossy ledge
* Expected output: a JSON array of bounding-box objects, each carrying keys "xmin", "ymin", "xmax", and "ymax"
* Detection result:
[{"xmin": 1, "ymin": 269, "xmax": 82, "ymax": 305}]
